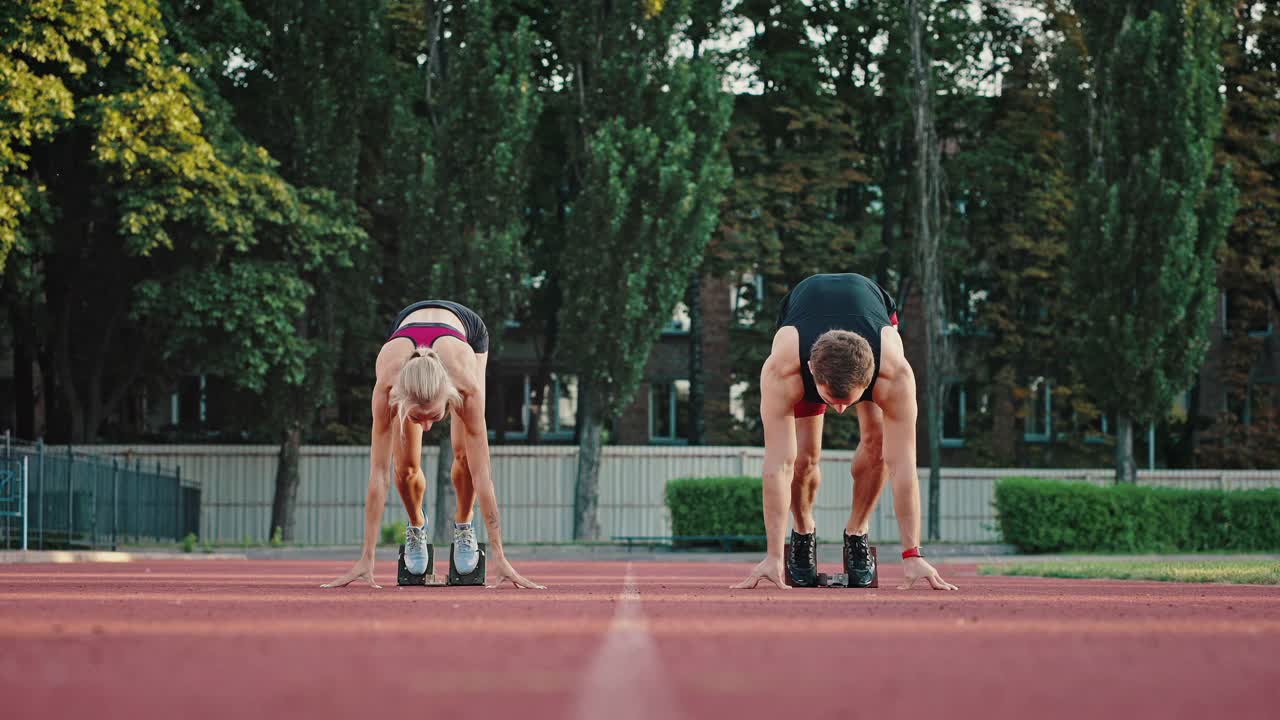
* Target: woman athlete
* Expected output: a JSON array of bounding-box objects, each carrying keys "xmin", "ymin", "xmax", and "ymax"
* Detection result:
[{"xmin": 323, "ymin": 300, "xmax": 544, "ymax": 589}]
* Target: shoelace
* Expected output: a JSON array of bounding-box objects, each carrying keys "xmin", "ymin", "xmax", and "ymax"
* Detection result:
[
  {"xmin": 454, "ymin": 526, "xmax": 476, "ymax": 553},
  {"xmin": 405, "ymin": 528, "xmax": 424, "ymax": 551},
  {"xmin": 849, "ymin": 536, "xmax": 870, "ymax": 562},
  {"xmin": 790, "ymin": 536, "xmax": 815, "ymax": 566}
]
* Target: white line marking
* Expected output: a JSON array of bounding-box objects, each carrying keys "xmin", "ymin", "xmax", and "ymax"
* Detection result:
[{"xmin": 574, "ymin": 563, "xmax": 684, "ymax": 720}]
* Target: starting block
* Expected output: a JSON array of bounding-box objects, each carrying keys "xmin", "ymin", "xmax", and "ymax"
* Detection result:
[
  {"xmin": 447, "ymin": 542, "xmax": 487, "ymax": 586},
  {"xmin": 397, "ymin": 542, "xmax": 486, "ymax": 586},
  {"xmin": 784, "ymin": 544, "xmax": 878, "ymax": 588}
]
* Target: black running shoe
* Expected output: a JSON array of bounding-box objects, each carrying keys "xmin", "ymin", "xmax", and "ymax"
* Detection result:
[
  {"xmin": 843, "ymin": 532, "xmax": 876, "ymax": 588},
  {"xmin": 787, "ymin": 529, "xmax": 818, "ymax": 587}
]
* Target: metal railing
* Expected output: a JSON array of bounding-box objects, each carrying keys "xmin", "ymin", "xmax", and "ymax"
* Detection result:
[{"xmin": 1, "ymin": 432, "xmax": 201, "ymax": 550}]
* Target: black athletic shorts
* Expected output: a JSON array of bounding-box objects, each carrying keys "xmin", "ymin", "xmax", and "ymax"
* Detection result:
[{"xmin": 387, "ymin": 300, "xmax": 490, "ymax": 354}]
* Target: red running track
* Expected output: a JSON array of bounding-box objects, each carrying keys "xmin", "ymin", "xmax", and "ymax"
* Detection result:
[{"xmin": 2, "ymin": 560, "xmax": 1278, "ymax": 720}]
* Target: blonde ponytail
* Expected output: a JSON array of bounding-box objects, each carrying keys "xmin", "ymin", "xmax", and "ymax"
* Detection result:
[{"xmin": 390, "ymin": 345, "xmax": 463, "ymax": 429}]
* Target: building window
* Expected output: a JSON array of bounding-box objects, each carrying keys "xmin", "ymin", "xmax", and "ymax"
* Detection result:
[
  {"xmin": 650, "ymin": 380, "xmax": 690, "ymax": 443},
  {"xmin": 732, "ymin": 272, "xmax": 766, "ymax": 327},
  {"xmin": 941, "ymin": 381, "xmax": 965, "ymax": 447},
  {"xmin": 498, "ymin": 374, "xmax": 579, "ymax": 440},
  {"xmin": 500, "ymin": 376, "xmax": 530, "ymax": 436},
  {"xmin": 170, "ymin": 375, "xmax": 206, "ymax": 427},
  {"xmin": 1024, "ymin": 377, "xmax": 1051, "ymax": 442},
  {"xmin": 535, "ymin": 373, "xmax": 578, "ymax": 438},
  {"xmin": 1223, "ymin": 291, "xmax": 1275, "ymax": 338},
  {"xmin": 729, "ymin": 380, "xmax": 750, "ymax": 423},
  {"xmin": 1084, "ymin": 410, "xmax": 1110, "ymax": 444},
  {"xmin": 663, "ymin": 302, "xmax": 691, "ymax": 335},
  {"xmin": 943, "ymin": 282, "xmax": 986, "ymax": 337},
  {"xmin": 1246, "ymin": 380, "xmax": 1278, "ymax": 426}
]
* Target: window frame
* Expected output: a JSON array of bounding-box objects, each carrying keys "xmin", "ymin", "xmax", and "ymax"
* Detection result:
[
  {"xmin": 941, "ymin": 380, "xmax": 966, "ymax": 448},
  {"xmin": 1084, "ymin": 411, "xmax": 1110, "ymax": 444},
  {"xmin": 660, "ymin": 302, "xmax": 692, "ymax": 336},
  {"xmin": 497, "ymin": 375, "xmax": 532, "ymax": 440},
  {"xmin": 496, "ymin": 374, "xmax": 578, "ymax": 441},
  {"xmin": 649, "ymin": 380, "xmax": 691, "ymax": 445},
  {"xmin": 1023, "ymin": 377, "xmax": 1052, "ymax": 443}
]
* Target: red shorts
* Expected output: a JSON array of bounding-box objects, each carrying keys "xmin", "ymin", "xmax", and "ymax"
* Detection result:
[{"xmin": 793, "ymin": 312, "xmax": 897, "ymax": 418}]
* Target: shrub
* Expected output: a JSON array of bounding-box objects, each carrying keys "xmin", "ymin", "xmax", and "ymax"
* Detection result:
[
  {"xmin": 381, "ymin": 520, "xmax": 407, "ymax": 546},
  {"xmin": 994, "ymin": 477, "xmax": 1280, "ymax": 553},
  {"xmin": 664, "ymin": 476, "xmax": 765, "ymax": 550}
]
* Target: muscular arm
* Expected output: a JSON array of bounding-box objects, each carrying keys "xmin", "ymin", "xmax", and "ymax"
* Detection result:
[
  {"xmin": 358, "ymin": 381, "xmax": 395, "ymax": 561},
  {"xmin": 456, "ymin": 379, "xmax": 505, "ymax": 555},
  {"xmin": 760, "ymin": 354, "xmax": 798, "ymax": 561},
  {"xmin": 880, "ymin": 363, "xmax": 921, "ymax": 552}
]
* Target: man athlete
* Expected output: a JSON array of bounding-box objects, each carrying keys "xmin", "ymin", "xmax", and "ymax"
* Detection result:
[{"xmin": 732, "ymin": 273, "xmax": 958, "ymax": 591}]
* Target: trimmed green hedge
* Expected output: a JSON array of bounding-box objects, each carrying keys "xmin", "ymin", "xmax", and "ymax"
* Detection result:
[
  {"xmin": 665, "ymin": 476, "xmax": 765, "ymax": 550},
  {"xmin": 994, "ymin": 477, "xmax": 1280, "ymax": 553}
]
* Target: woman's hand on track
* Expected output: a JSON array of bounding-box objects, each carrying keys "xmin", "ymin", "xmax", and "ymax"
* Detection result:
[
  {"xmin": 321, "ymin": 558, "xmax": 381, "ymax": 589},
  {"xmin": 486, "ymin": 556, "xmax": 546, "ymax": 589}
]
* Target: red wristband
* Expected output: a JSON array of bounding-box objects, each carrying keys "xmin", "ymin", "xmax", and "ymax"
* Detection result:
[{"xmin": 901, "ymin": 547, "xmax": 923, "ymax": 559}]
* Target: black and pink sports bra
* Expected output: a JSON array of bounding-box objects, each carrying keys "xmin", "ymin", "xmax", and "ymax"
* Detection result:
[
  {"xmin": 386, "ymin": 300, "xmax": 489, "ymax": 353},
  {"xmin": 388, "ymin": 323, "xmax": 467, "ymax": 349}
]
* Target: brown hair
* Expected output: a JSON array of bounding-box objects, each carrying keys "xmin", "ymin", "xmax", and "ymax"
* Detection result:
[
  {"xmin": 809, "ymin": 330, "xmax": 874, "ymax": 400},
  {"xmin": 390, "ymin": 345, "xmax": 463, "ymax": 429}
]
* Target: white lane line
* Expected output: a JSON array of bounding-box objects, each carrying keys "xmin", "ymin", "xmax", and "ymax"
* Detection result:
[{"xmin": 574, "ymin": 563, "xmax": 684, "ymax": 720}]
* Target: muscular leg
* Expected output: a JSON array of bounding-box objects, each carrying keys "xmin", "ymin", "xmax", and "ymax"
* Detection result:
[
  {"xmin": 790, "ymin": 413, "xmax": 824, "ymax": 534},
  {"xmin": 846, "ymin": 402, "xmax": 887, "ymax": 536},
  {"xmin": 449, "ymin": 351, "xmax": 487, "ymax": 524},
  {"xmin": 393, "ymin": 418, "xmax": 427, "ymax": 527},
  {"xmin": 450, "ymin": 420, "xmax": 476, "ymax": 524}
]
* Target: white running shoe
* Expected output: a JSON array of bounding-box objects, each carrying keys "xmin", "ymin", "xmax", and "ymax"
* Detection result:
[
  {"xmin": 453, "ymin": 522, "xmax": 479, "ymax": 574},
  {"xmin": 404, "ymin": 524, "xmax": 429, "ymax": 575}
]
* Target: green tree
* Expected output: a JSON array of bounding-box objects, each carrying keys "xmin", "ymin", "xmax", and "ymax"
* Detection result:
[
  {"xmin": 1061, "ymin": 0, "xmax": 1236, "ymax": 482},
  {"xmin": 961, "ymin": 30, "xmax": 1082, "ymax": 466},
  {"xmin": 1196, "ymin": 1, "xmax": 1280, "ymax": 468},
  {"xmin": 681, "ymin": 0, "xmax": 732, "ymax": 447},
  {"xmin": 906, "ymin": 0, "xmax": 949, "ymax": 541},
  {"xmin": 713, "ymin": 0, "xmax": 876, "ymax": 448},
  {"xmin": 551, "ymin": 0, "xmax": 733, "ymax": 539},
  {"xmin": 715, "ymin": 1, "xmax": 1022, "ymax": 457},
  {"xmin": 204, "ymin": 0, "xmax": 382, "ymax": 540},
  {"xmin": 399, "ymin": 0, "xmax": 541, "ymax": 541},
  {"xmin": 0, "ymin": 0, "xmax": 362, "ymax": 445}
]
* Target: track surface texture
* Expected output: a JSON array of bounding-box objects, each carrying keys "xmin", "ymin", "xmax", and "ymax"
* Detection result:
[{"xmin": 3, "ymin": 560, "xmax": 1277, "ymax": 720}]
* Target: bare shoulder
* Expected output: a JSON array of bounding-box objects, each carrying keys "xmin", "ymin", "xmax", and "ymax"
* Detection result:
[
  {"xmin": 436, "ymin": 340, "xmax": 482, "ymax": 395},
  {"xmin": 374, "ymin": 340, "xmax": 411, "ymax": 388},
  {"xmin": 871, "ymin": 325, "xmax": 916, "ymax": 415},
  {"xmin": 762, "ymin": 327, "xmax": 800, "ymax": 381},
  {"xmin": 761, "ymin": 326, "xmax": 803, "ymax": 411}
]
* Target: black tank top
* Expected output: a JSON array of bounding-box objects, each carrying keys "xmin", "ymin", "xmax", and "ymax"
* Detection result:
[{"xmin": 775, "ymin": 273, "xmax": 898, "ymax": 405}]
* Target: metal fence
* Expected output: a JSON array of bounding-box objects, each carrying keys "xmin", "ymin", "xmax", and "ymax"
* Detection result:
[
  {"xmin": 74, "ymin": 444, "xmax": 1280, "ymax": 546},
  {"xmin": 1, "ymin": 434, "xmax": 200, "ymax": 550}
]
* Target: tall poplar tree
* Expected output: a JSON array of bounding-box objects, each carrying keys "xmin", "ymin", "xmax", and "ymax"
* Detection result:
[{"xmin": 1061, "ymin": 0, "xmax": 1236, "ymax": 482}]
